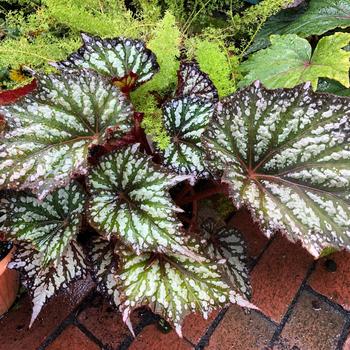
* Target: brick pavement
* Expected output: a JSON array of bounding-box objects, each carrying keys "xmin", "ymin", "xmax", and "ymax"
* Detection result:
[{"xmin": 1, "ymin": 209, "xmax": 350, "ymax": 349}]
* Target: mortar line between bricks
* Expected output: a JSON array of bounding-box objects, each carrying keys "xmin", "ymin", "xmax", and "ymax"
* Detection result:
[
  {"xmin": 336, "ymin": 317, "xmax": 350, "ymax": 350},
  {"xmin": 37, "ymin": 288, "xmax": 97, "ymax": 349},
  {"xmin": 249, "ymin": 235, "xmax": 276, "ymax": 271},
  {"xmin": 118, "ymin": 310, "xmax": 162, "ymax": 350},
  {"xmin": 192, "ymin": 235, "xmax": 277, "ymax": 350},
  {"xmin": 194, "ymin": 307, "xmax": 228, "ymax": 350},
  {"xmin": 303, "ymin": 284, "xmax": 350, "ymax": 350},
  {"xmin": 268, "ymin": 261, "xmax": 316, "ymax": 347},
  {"xmin": 75, "ymin": 319, "xmax": 107, "ymax": 349},
  {"xmin": 304, "ymin": 284, "xmax": 349, "ymax": 316},
  {"xmin": 37, "ymin": 314, "xmax": 75, "ymax": 350}
]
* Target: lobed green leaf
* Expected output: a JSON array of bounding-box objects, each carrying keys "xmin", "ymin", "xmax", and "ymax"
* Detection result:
[
  {"xmin": 52, "ymin": 34, "xmax": 159, "ymax": 92},
  {"xmin": 88, "ymin": 237, "xmax": 120, "ymax": 307},
  {"xmin": 200, "ymin": 217, "xmax": 251, "ymax": 300},
  {"xmin": 203, "ymin": 81, "xmax": 350, "ymax": 257},
  {"xmin": 87, "ymin": 145, "xmax": 194, "ymax": 256},
  {"xmin": 239, "ymin": 33, "xmax": 350, "ymax": 90},
  {"xmin": 249, "ymin": 0, "xmax": 350, "ymax": 53},
  {"xmin": 117, "ymin": 242, "xmax": 232, "ymax": 336},
  {"xmin": 176, "ymin": 62, "xmax": 218, "ymax": 101},
  {"xmin": 0, "ymin": 182, "xmax": 85, "ymax": 265},
  {"xmin": 0, "ymin": 70, "xmax": 133, "ymax": 198},
  {"xmin": 160, "ymin": 95, "xmax": 215, "ymax": 176},
  {"xmin": 9, "ymin": 240, "xmax": 87, "ymax": 327}
]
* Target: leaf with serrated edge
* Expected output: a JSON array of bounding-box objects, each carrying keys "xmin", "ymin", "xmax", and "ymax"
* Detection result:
[
  {"xmin": 160, "ymin": 96, "xmax": 214, "ymax": 175},
  {"xmin": 89, "ymin": 237, "xmax": 120, "ymax": 307},
  {"xmin": 87, "ymin": 144, "xmax": 197, "ymax": 257},
  {"xmin": 200, "ymin": 217, "xmax": 251, "ymax": 300},
  {"xmin": 240, "ymin": 33, "xmax": 350, "ymax": 90},
  {"xmin": 0, "ymin": 70, "xmax": 133, "ymax": 199},
  {"xmin": 52, "ymin": 33, "xmax": 159, "ymax": 92},
  {"xmin": 117, "ymin": 241, "xmax": 232, "ymax": 337},
  {"xmin": 0, "ymin": 182, "xmax": 85, "ymax": 265},
  {"xmin": 203, "ymin": 81, "xmax": 350, "ymax": 257},
  {"xmin": 249, "ymin": 0, "xmax": 350, "ymax": 53},
  {"xmin": 317, "ymin": 78, "xmax": 350, "ymax": 97},
  {"xmin": 176, "ymin": 62, "xmax": 218, "ymax": 100},
  {"xmin": 8, "ymin": 240, "xmax": 87, "ymax": 327}
]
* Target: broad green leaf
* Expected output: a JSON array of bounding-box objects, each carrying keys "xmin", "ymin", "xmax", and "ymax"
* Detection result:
[
  {"xmin": 117, "ymin": 243, "xmax": 232, "ymax": 336},
  {"xmin": 203, "ymin": 82, "xmax": 350, "ymax": 257},
  {"xmin": 160, "ymin": 96, "xmax": 214, "ymax": 175},
  {"xmin": 249, "ymin": 0, "xmax": 350, "ymax": 53},
  {"xmin": 9, "ymin": 240, "xmax": 87, "ymax": 327},
  {"xmin": 200, "ymin": 217, "xmax": 251, "ymax": 299},
  {"xmin": 317, "ymin": 78, "xmax": 350, "ymax": 97},
  {"xmin": 176, "ymin": 62, "xmax": 218, "ymax": 100},
  {"xmin": 0, "ymin": 70, "xmax": 133, "ymax": 199},
  {"xmin": 89, "ymin": 237, "xmax": 120, "ymax": 307},
  {"xmin": 52, "ymin": 34, "xmax": 159, "ymax": 92},
  {"xmin": 239, "ymin": 33, "xmax": 350, "ymax": 90},
  {"xmin": 0, "ymin": 182, "xmax": 85, "ymax": 265},
  {"xmin": 87, "ymin": 145, "xmax": 195, "ymax": 256}
]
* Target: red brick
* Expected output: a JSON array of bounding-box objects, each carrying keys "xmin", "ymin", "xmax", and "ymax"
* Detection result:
[
  {"xmin": 309, "ymin": 251, "xmax": 350, "ymax": 310},
  {"xmin": 77, "ymin": 294, "xmax": 140, "ymax": 349},
  {"xmin": 207, "ymin": 304, "xmax": 275, "ymax": 350},
  {"xmin": 251, "ymin": 234, "xmax": 313, "ymax": 322},
  {"xmin": 273, "ymin": 290, "xmax": 346, "ymax": 349},
  {"xmin": 0, "ymin": 277, "xmax": 95, "ymax": 350},
  {"xmin": 228, "ymin": 208, "xmax": 269, "ymax": 259},
  {"xmin": 182, "ymin": 310, "xmax": 219, "ymax": 344},
  {"xmin": 47, "ymin": 325, "xmax": 99, "ymax": 350},
  {"xmin": 129, "ymin": 324, "xmax": 193, "ymax": 350}
]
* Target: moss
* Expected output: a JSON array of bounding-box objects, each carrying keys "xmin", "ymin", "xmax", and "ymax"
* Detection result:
[
  {"xmin": 187, "ymin": 38, "xmax": 238, "ymax": 97},
  {"xmin": 319, "ymin": 246, "xmax": 338, "ymax": 258},
  {"xmin": 131, "ymin": 12, "xmax": 180, "ymax": 149}
]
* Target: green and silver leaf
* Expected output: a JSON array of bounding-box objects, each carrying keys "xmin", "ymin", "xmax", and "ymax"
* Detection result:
[
  {"xmin": 117, "ymin": 243, "xmax": 232, "ymax": 336},
  {"xmin": 317, "ymin": 78, "xmax": 350, "ymax": 97},
  {"xmin": 239, "ymin": 33, "xmax": 350, "ymax": 90},
  {"xmin": 9, "ymin": 240, "xmax": 87, "ymax": 327},
  {"xmin": 249, "ymin": 0, "xmax": 350, "ymax": 53},
  {"xmin": 203, "ymin": 81, "xmax": 350, "ymax": 257},
  {"xmin": 89, "ymin": 237, "xmax": 120, "ymax": 307},
  {"xmin": 0, "ymin": 182, "xmax": 85, "ymax": 265},
  {"xmin": 52, "ymin": 34, "xmax": 159, "ymax": 92},
  {"xmin": 87, "ymin": 145, "xmax": 195, "ymax": 256},
  {"xmin": 200, "ymin": 217, "xmax": 251, "ymax": 300},
  {"xmin": 160, "ymin": 96, "xmax": 214, "ymax": 176},
  {"xmin": 176, "ymin": 62, "xmax": 218, "ymax": 100},
  {"xmin": 0, "ymin": 70, "xmax": 133, "ymax": 199}
]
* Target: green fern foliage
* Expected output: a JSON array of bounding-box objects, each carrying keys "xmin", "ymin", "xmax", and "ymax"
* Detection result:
[
  {"xmin": 187, "ymin": 38, "xmax": 237, "ymax": 97},
  {"xmin": 131, "ymin": 12, "xmax": 181, "ymax": 149}
]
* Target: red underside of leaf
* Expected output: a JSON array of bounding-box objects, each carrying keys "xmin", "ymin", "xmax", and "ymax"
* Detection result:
[
  {"xmin": 0, "ymin": 80, "xmax": 37, "ymax": 105},
  {"xmin": 112, "ymin": 72, "xmax": 138, "ymax": 94}
]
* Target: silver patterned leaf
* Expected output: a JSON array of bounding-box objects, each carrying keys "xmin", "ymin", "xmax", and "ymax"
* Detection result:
[
  {"xmin": 200, "ymin": 218, "xmax": 251, "ymax": 300},
  {"xmin": 89, "ymin": 237, "xmax": 120, "ymax": 307},
  {"xmin": 0, "ymin": 70, "xmax": 133, "ymax": 199},
  {"xmin": 87, "ymin": 145, "xmax": 195, "ymax": 257},
  {"xmin": 160, "ymin": 96, "xmax": 215, "ymax": 175},
  {"xmin": 0, "ymin": 182, "xmax": 86, "ymax": 265},
  {"xmin": 52, "ymin": 33, "xmax": 159, "ymax": 92},
  {"xmin": 203, "ymin": 81, "xmax": 350, "ymax": 257},
  {"xmin": 8, "ymin": 240, "xmax": 87, "ymax": 327},
  {"xmin": 117, "ymin": 242, "xmax": 232, "ymax": 336},
  {"xmin": 176, "ymin": 62, "xmax": 218, "ymax": 100}
]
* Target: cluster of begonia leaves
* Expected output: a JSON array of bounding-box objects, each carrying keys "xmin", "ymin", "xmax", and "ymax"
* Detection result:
[{"xmin": 1, "ymin": 7, "xmax": 350, "ymax": 335}]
